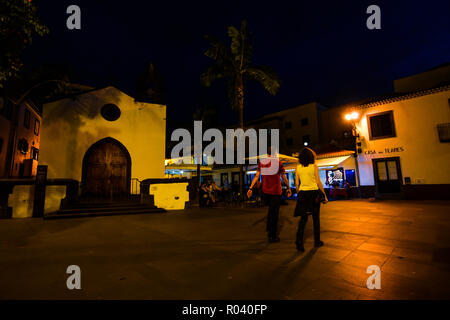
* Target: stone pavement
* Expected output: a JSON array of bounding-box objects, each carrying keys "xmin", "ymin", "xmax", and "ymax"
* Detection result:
[{"xmin": 1, "ymin": 199, "xmax": 449, "ymax": 299}]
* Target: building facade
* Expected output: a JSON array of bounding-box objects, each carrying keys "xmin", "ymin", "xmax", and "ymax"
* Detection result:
[
  {"xmin": 39, "ymin": 86, "xmax": 166, "ymax": 197},
  {"xmin": 319, "ymin": 64, "xmax": 450, "ymax": 199},
  {"xmin": 0, "ymin": 98, "xmax": 41, "ymax": 178},
  {"xmin": 350, "ymin": 86, "xmax": 450, "ymax": 199},
  {"xmin": 246, "ymin": 102, "xmax": 327, "ymax": 155}
]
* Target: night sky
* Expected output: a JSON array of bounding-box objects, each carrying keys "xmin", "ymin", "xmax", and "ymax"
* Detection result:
[{"xmin": 27, "ymin": 0, "xmax": 450, "ymax": 130}]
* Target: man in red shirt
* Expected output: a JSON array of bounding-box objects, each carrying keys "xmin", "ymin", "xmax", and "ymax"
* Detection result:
[{"xmin": 247, "ymin": 150, "xmax": 292, "ymax": 242}]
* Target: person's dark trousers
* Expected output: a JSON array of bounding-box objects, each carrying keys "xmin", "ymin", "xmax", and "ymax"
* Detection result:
[
  {"xmin": 296, "ymin": 205, "xmax": 321, "ymax": 245},
  {"xmin": 266, "ymin": 194, "xmax": 281, "ymax": 239}
]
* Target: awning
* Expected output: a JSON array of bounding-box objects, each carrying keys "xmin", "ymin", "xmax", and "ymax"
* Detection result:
[
  {"xmin": 246, "ymin": 153, "xmax": 299, "ymax": 164},
  {"xmin": 315, "ymin": 155, "xmax": 352, "ymax": 168},
  {"xmin": 165, "ymin": 164, "xmax": 212, "ymax": 171},
  {"xmin": 316, "ymin": 150, "xmax": 354, "ymax": 160}
]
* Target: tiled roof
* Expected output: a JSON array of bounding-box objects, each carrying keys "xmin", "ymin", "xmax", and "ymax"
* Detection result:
[{"xmin": 357, "ymin": 84, "xmax": 450, "ymax": 109}]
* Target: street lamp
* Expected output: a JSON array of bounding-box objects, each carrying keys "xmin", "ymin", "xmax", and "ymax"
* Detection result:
[
  {"xmin": 345, "ymin": 111, "xmax": 362, "ymax": 198},
  {"xmin": 345, "ymin": 111, "xmax": 359, "ymax": 121}
]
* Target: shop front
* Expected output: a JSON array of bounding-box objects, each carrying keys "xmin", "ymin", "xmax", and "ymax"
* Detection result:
[
  {"xmin": 165, "ymin": 163, "xmax": 212, "ymax": 179},
  {"xmin": 357, "ymin": 148, "xmax": 406, "ymax": 199},
  {"xmin": 314, "ymin": 150, "xmax": 357, "ymax": 199}
]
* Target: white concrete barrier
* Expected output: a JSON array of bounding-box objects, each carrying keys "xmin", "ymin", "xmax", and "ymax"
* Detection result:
[
  {"xmin": 9, "ymin": 185, "xmax": 35, "ymax": 218},
  {"xmin": 150, "ymin": 182, "xmax": 189, "ymax": 210}
]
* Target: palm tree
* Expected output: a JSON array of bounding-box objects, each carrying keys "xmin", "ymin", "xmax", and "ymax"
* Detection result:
[{"xmin": 201, "ymin": 20, "xmax": 281, "ymax": 201}]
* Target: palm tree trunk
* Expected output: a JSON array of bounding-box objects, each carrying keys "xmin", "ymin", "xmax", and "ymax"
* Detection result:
[
  {"xmin": 197, "ymin": 163, "xmax": 201, "ymax": 204},
  {"xmin": 237, "ymin": 76, "xmax": 244, "ymax": 206}
]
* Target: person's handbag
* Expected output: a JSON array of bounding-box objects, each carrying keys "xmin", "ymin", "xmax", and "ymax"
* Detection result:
[{"xmin": 318, "ymin": 190, "xmax": 326, "ymax": 203}]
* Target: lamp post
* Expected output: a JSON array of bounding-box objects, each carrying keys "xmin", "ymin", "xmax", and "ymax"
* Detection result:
[{"xmin": 345, "ymin": 111, "xmax": 362, "ymax": 198}]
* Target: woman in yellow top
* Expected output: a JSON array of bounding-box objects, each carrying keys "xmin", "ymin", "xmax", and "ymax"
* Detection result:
[{"xmin": 294, "ymin": 147, "xmax": 328, "ymax": 252}]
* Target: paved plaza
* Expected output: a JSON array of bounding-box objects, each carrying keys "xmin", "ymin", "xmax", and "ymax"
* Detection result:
[{"xmin": 1, "ymin": 199, "xmax": 450, "ymax": 299}]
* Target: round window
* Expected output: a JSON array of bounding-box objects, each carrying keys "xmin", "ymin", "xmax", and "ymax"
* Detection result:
[{"xmin": 100, "ymin": 104, "xmax": 121, "ymax": 121}]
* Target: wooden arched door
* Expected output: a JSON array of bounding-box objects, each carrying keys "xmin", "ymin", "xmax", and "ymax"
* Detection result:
[{"xmin": 82, "ymin": 138, "xmax": 131, "ymax": 197}]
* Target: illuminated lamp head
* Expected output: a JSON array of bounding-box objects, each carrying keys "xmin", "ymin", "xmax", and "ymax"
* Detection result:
[
  {"xmin": 345, "ymin": 111, "xmax": 360, "ymax": 121},
  {"xmin": 351, "ymin": 111, "xmax": 359, "ymax": 120}
]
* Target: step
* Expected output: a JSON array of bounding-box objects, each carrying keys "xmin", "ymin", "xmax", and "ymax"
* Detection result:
[
  {"xmin": 58, "ymin": 204, "xmax": 157, "ymax": 214},
  {"xmin": 67, "ymin": 194, "xmax": 150, "ymax": 208},
  {"xmin": 66, "ymin": 200, "xmax": 148, "ymax": 209},
  {"xmin": 44, "ymin": 207, "xmax": 165, "ymax": 220}
]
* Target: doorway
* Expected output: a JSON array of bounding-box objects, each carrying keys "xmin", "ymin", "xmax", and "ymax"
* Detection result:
[
  {"xmin": 220, "ymin": 173, "xmax": 229, "ymax": 187},
  {"xmin": 372, "ymin": 157, "xmax": 402, "ymax": 196},
  {"xmin": 82, "ymin": 137, "xmax": 131, "ymax": 197}
]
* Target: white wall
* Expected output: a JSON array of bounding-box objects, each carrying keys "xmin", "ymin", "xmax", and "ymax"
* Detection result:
[{"xmin": 355, "ymin": 89, "xmax": 450, "ymax": 186}]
